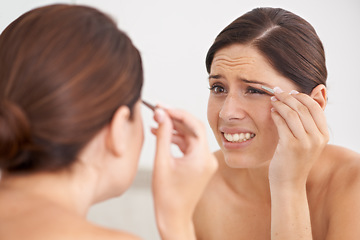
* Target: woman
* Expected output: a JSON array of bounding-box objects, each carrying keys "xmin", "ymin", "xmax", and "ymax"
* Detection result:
[
  {"xmin": 193, "ymin": 7, "xmax": 360, "ymax": 240},
  {"xmin": 0, "ymin": 4, "xmax": 217, "ymax": 240}
]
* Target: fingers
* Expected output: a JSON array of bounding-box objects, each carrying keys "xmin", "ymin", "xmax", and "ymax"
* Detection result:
[
  {"xmin": 271, "ymin": 88, "xmax": 328, "ymax": 140},
  {"xmin": 291, "ymin": 93, "xmax": 328, "ymax": 136},
  {"xmin": 271, "ymin": 96, "xmax": 305, "ymax": 139},
  {"xmin": 270, "ymin": 109, "xmax": 296, "ymax": 141},
  {"xmin": 153, "ymin": 108, "xmax": 173, "ymax": 167},
  {"xmin": 164, "ymin": 107, "xmax": 203, "ymax": 140},
  {"xmin": 151, "ymin": 128, "xmax": 187, "ymax": 153},
  {"xmin": 151, "ymin": 106, "xmax": 208, "ymax": 160}
]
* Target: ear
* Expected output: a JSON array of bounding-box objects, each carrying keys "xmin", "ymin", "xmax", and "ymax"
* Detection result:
[
  {"xmin": 106, "ymin": 106, "xmax": 131, "ymax": 157},
  {"xmin": 310, "ymin": 84, "xmax": 327, "ymax": 110}
]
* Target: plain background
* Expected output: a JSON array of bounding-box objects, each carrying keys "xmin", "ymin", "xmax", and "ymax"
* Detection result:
[{"xmin": 1, "ymin": 0, "xmax": 359, "ymax": 239}]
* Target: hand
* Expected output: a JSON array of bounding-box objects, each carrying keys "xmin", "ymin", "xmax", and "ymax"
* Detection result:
[
  {"xmin": 151, "ymin": 106, "xmax": 218, "ymax": 239},
  {"xmin": 269, "ymin": 87, "xmax": 329, "ymax": 188}
]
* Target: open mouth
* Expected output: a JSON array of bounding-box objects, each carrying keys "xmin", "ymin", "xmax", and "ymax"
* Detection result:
[{"xmin": 223, "ymin": 132, "xmax": 256, "ymax": 143}]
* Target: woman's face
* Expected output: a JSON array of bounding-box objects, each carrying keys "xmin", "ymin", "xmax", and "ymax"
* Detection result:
[{"xmin": 207, "ymin": 44, "xmax": 299, "ymax": 168}]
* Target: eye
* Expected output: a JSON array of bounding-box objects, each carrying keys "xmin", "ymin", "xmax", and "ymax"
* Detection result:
[
  {"xmin": 245, "ymin": 86, "xmax": 267, "ymax": 95},
  {"xmin": 209, "ymin": 84, "xmax": 226, "ymax": 94}
]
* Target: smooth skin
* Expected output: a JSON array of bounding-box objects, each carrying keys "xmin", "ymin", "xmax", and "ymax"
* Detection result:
[
  {"xmin": 193, "ymin": 44, "xmax": 360, "ymax": 240},
  {"xmin": 0, "ymin": 101, "xmax": 217, "ymax": 240},
  {"xmin": 152, "ymin": 107, "xmax": 218, "ymax": 240}
]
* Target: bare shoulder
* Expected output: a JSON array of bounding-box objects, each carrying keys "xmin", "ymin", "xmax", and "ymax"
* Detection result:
[
  {"xmin": 194, "ymin": 150, "xmax": 223, "ymax": 210},
  {"xmin": 318, "ymin": 145, "xmax": 360, "ymax": 238},
  {"xmin": 73, "ymin": 223, "xmax": 142, "ymax": 240},
  {"xmin": 43, "ymin": 223, "xmax": 142, "ymax": 240},
  {"xmin": 193, "ymin": 150, "xmax": 227, "ymax": 239},
  {"xmin": 325, "ymin": 144, "xmax": 360, "ymax": 161},
  {"xmin": 317, "ymin": 144, "xmax": 360, "ymax": 191},
  {"xmin": 197, "ymin": 150, "xmax": 225, "ymax": 200},
  {"xmin": 0, "ymin": 194, "xmax": 142, "ymax": 240},
  {"xmin": 316, "ymin": 145, "xmax": 360, "ymax": 237},
  {"xmin": 52, "ymin": 212, "xmax": 143, "ymax": 240},
  {"xmin": 324, "ymin": 144, "xmax": 360, "ymax": 182},
  {"xmin": 2, "ymin": 216, "xmax": 142, "ymax": 240}
]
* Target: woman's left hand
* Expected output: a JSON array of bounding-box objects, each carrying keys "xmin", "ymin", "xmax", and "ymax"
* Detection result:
[{"xmin": 268, "ymin": 87, "xmax": 329, "ymax": 188}]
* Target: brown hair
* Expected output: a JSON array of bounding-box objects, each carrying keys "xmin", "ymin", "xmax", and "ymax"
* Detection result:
[
  {"xmin": 0, "ymin": 4, "xmax": 143, "ymax": 173},
  {"xmin": 206, "ymin": 7, "xmax": 327, "ymax": 94}
]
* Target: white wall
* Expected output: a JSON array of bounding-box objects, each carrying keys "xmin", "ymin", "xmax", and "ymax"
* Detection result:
[
  {"xmin": 69, "ymin": 0, "xmax": 360, "ymax": 169},
  {"xmin": 1, "ymin": 0, "xmax": 360, "ymax": 239},
  {"xmin": 2, "ymin": 0, "xmax": 360, "ymax": 168}
]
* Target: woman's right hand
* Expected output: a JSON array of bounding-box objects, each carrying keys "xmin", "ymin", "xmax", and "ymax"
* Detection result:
[{"xmin": 151, "ymin": 107, "xmax": 218, "ymax": 240}]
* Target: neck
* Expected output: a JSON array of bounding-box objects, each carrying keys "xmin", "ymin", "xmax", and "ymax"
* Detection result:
[
  {"xmin": 0, "ymin": 164, "xmax": 100, "ymax": 216},
  {"xmin": 217, "ymin": 153, "xmax": 271, "ymax": 203}
]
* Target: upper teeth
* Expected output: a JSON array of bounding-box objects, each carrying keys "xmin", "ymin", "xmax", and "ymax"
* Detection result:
[{"xmin": 224, "ymin": 133, "xmax": 255, "ymax": 142}]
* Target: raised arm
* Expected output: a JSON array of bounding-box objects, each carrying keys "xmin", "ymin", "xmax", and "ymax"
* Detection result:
[
  {"xmin": 269, "ymin": 87, "xmax": 328, "ymax": 239},
  {"xmin": 151, "ymin": 107, "xmax": 218, "ymax": 240}
]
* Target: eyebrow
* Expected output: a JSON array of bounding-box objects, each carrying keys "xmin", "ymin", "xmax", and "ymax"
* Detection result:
[
  {"xmin": 241, "ymin": 79, "xmax": 271, "ymax": 87},
  {"xmin": 208, "ymin": 74, "xmax": 221, "ymax": 80},
  {"xmin": 208, "ymin": 74, "xmax": 272, "ymax": 87}
]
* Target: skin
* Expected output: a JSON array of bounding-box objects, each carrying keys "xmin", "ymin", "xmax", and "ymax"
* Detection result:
[
  {"xmin": 0, "ymin": 101, "xmax": 217, "ymax": 240},
  {"xmin": 193, "ymin": 44, "xmax": 360, "ymax": 239},
  {"xmin": 0, "ymin": 102, "xmax": 145, "ymax": 240}
]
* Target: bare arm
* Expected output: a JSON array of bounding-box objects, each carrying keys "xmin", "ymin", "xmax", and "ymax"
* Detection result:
[
  {"xmin": 270, "ymin": 184, "xmax": 312, "ymax": 239},
  {"xmin": 151, "ymin": 107, "xmax": 218, "ymax": 240},
  {"xmin": 269, "ymin": 87, "xmax": 328, "ymax": 239}
]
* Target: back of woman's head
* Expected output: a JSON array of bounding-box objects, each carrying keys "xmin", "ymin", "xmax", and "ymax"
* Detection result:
[
  {"xmin": 206, "ymin": 7, "xmax": 327, "ymax": 94},
  {"xmin": 0, "ymin": 4, "xmax": 143, "ymax": 173}
]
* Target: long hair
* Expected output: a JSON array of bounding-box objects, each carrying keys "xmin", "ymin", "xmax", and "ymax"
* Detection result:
[
  {"xmin": 206, "ymin": 7, "xmax": 327, "ymax": 94},
  {"xmin": 0, "ymin": 4, "xmax": 143, "ymax": 173}
]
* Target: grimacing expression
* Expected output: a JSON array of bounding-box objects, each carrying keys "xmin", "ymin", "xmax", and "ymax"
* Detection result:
[{"xmin": 207, "ymin": 44, "xmax": 299, "ymax": 168}]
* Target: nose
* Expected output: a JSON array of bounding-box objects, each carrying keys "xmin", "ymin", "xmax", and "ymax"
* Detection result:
[{"xmin": 219, "ymin": 94, "xmax": 247, "ymax": 121}]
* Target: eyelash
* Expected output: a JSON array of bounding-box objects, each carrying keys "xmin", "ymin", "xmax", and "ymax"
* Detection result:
[
  {"xmin": 209, "ymin": 84, "xmax": 226, "ymax": 94},
  {"xmin": 209, "ymin": 84, "xmax": 268, "ymax": 95},
  {"xmin": 245, "ymin": 87, "xmax": 267, "ymax": 95}
]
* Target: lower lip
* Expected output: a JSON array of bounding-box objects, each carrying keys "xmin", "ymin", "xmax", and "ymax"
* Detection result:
[{"xmin": 221, "ymin": 134, "xmax": 254, "ymax": 149}]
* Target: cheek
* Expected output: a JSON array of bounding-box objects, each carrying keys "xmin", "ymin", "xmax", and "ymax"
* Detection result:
[
  {"xmin": 248, "ymin": 99, "xmax": 277, "ymax": 134},
  {"xmin": 254, "ymin": 102, "xmax": 273, "ymax": 125}
]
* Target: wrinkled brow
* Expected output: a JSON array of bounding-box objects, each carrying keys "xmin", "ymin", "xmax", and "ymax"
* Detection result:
[{"xmin": 208, "ymin": 75, "xmax": 272, "ymax": 88}]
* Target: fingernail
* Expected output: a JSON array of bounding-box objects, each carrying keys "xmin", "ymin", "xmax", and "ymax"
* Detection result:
[
  {"xmin": 155, "ymin": 108, "xmax": 165, "ymax": 123},
  {"xmin": 290, "ymin": 90, "xmax": 299, "ymax": 95},
  {"xmin": 270, "ymin": 96, "xmax": 278, "ymax": 101},
  {"xmin": 271, "ymin": 107, "xmax": 276, "ymax": 112},
  {"xmin": 273, "ymin": 87, "xmax": 284, "ymax": 94}
]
